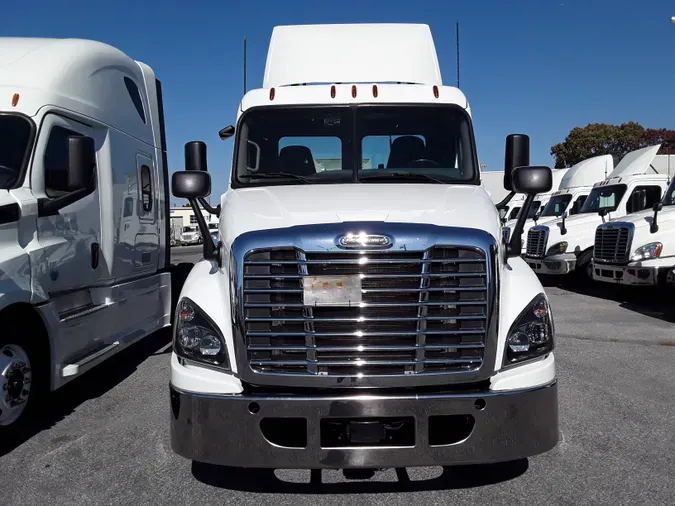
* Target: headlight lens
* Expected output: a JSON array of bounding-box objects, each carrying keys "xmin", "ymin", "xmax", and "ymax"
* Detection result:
[
  {"xmin": 174, "ymin": 298, "xmax": 230, "ymax": 369},
  {"xmin": 546, "ymin": 242, "xmax": 568, "ymax": 256},
  {"xmin": 503, "ymin": 293, "xmax": 554, "ymax": 367},
  {"xmin": 630, "ymin": 242, "xmax": 662, "ymax": 262}
]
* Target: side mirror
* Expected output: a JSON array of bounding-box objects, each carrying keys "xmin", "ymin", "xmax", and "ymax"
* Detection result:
[
  {"xmin": 172, "ymin": 171, "xmax": 211, "ymax": 199},
  {"xmin": 503, "ymin": 134, "xmax": 530, "ymax": 191},
  {"xmin": 511, "ymin": 165, "xmax": 553, "ymax": 195},
  {"xmin": 506, "ymin": 166, "xmax": 552, "ymax": 259},
  {"xmin": 653, "ymin": 202, "xmax": 663, "ymax": 212},
  {"xmin": 68, "ymin": 135, "xmax": 96, "ymax": 191},
  {"xmin": 185, "ymin": 141, "xmax": 208, "ymax": 172},
  {"xmin": 219, "ymin": 125, "xmax": 235, "ymax": 140}
]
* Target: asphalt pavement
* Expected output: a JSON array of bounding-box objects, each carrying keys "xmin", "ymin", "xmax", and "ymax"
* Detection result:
[{"xmin": 1, "ymin": 246, "xmax": 674, "ymax": 505}]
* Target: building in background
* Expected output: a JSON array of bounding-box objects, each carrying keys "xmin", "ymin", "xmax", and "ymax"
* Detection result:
[{"xmin": 169, "ymin": 206, "xmax": 216, "ymax": 245}]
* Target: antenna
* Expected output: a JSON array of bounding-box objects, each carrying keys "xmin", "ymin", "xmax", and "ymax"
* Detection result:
[
  {"xmin": 456, "ymin": 21, "xmax": 460, "ymax": 88},
  {"xmin": 243, "ymin": 36, "xmax": 248, "ymax": 94}
]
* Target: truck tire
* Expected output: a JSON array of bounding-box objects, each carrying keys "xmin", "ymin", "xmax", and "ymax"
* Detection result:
[
  {"xmin": 0, "ymin": 322, "xmax": 47, "ymax": 436},
  {"xmin": 575, "ymin": 250, "xmax": 593, "ymax": 285}
]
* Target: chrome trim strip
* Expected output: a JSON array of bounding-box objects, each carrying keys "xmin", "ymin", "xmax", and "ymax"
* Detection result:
[{"xmin": 230, "ymin": 222, "xmax": 498, "ymax": 389}]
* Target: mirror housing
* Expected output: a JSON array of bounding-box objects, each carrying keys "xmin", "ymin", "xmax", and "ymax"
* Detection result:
[
  {"xmin": 651, "ymin": 201, "xmax": 664, "ymax": 234},
  {"xmin": 172, "ymin": 171, "xmax": 211, "ymax": 199},
  {"xmin": 219, "ymin": 125, "xmax": 235, "ymax": 140},
  {"xmin": 503, "ymin": 134, "xmax": 530, "ymax": 191},
  {"xmin": 511, "ymin": 166, "xmax": 553, "ymax": 195},
  {"xmin": 506, "ymin": 165, "xmax": 552, "ymax": 258},
  {"xmin": 185, "ymin": 141, "xmax": 208, "ymax": 171},
  {"xmin": 68, "ymin": 136, "xmax": 96, "ymax": 191}
]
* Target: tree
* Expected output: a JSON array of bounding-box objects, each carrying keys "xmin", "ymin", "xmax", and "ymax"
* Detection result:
[{"xmin": 550, "ymin": 122, "xmax": 675, "ymax": 168}]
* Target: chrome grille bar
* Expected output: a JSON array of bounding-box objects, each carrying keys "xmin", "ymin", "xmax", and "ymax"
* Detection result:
[
  {"xmin": 526, "ymin": 228, "xmax": 548, "ymax": 257},
  {"xmin": 243, "ymin": 246, "xmax": 488, "ymax": 378},
  {"xmin": 593, "ymin": 224, "xmax": 633, "ymax": 264}
]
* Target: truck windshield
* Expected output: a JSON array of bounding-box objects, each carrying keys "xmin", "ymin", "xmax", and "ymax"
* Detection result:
[
  {"xmin": 579, "ymin": 184, "xmax": 627, "ymax": 214},
  {"xmin": 0, "ymin": 114, "xmax": 34, "ymax": 189},
  {"xmin": 232, "ymin": 105, "xmax": 477, "ymax": 187},
  {"xmin": 540, "ymin": 194, "xmax": 572, "ymax": 217},
  {"xmin": 662, "ymin": 178, "xmax": 675, "ymax": 206}
]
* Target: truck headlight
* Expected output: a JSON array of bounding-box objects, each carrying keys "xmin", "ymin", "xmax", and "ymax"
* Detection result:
[
  {"xmin": 545, "ymin": 242, "xmax": 567, "ymax": 256},
  {"xmin": 174, "ymin": 298, "xmax": 230, "ymax": 369},
  {"xmin": 630, "ymin": 242, "xmax": 662, "ymax": 262},
  {"xmin": 503, "ymin": 293, "xmax": 554, "ymax": 367}
]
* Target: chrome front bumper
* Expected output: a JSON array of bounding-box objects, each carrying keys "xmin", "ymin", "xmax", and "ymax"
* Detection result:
[
  {"xmin": 592, "ymin": 262, "xmax": 670, "ymax": 286},
  {"xmin": 170, "ymin": 380, "xmax": 559, "ymax": 469},
  {"xmin": 524, "ymin": 254, "xmax": 576, "ymax": 275}
]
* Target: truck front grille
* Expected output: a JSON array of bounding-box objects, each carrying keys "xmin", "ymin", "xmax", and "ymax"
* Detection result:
[
  {"xmin": 526, "ymin": 229, "xmax": 548, "ymax": 257},
  {"xmin": 243, "ymin": 247, "xmax": 488, "ymax": 377},
  {"xmin": 594, "ymin": 226, "xmax": 631, "ymax": 264}
]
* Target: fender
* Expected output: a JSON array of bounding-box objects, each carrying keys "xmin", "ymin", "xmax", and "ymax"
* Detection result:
[
  {"xmin": 496, "ymin": 256, "xmax": 550, "ymax": 369},
  {"xmin": 177, "ymin": 258, "xmax": 239, "ymax": 374}
]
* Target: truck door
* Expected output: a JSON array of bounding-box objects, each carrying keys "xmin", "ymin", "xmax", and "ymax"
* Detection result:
[
  {"xmin": 33, "ymin": 113, "xmax": 101, "ymax": 295},
  {"xmin": 134, "ymin": 153, "xmax": 159, "ymax": 273}
]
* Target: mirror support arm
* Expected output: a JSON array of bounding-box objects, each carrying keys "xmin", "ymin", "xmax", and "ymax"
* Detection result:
[
  {"xmin": 198, "ymin": 197, "xmax": 220, "ymax": 217},
  {"xmin": 507, "ymin": 194, "xmax": 535, "ymax": 258},
  {"xmin": 188, "ymin": 198, "xmax": 217, "ymax": 260},
  {"xmin": 496, "ymin": 191, "xmax": 515, "ymax": 211}
]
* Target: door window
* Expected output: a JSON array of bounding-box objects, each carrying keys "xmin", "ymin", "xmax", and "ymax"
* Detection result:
[
  {"xmin": 140, "ymin": 165, "xmax": 152, "ymax": 212},
  {"xmin": 626, "ymin": 186, "xmax": 662, "ymax": 214}
]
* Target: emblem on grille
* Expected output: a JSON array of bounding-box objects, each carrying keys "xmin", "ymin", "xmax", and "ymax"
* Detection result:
[{"xmin": 337, "ymin": 232, "xmax": 392, "ymax": 249}]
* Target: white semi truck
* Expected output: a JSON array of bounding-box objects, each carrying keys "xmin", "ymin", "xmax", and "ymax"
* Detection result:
[
  {"xmin": 503, "ymin": 154, "xmax": 614, "ymax": 250},
  {"xmin": 591, "ymin": 175, "xmax": 675, "ymax": 287},
  {"xmin": 524, "ymin": 145, "xmax": 670, "ymax": 282},
  {"xmin": 169, "ymin": 23, "xmax": 558, "ymax": 470},
  {"xmin": 0, "ymin": 37, "xmax": 175, "ymax": 433}
]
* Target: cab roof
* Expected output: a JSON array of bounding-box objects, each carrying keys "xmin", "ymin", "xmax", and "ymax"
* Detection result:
[{"xmin": 0, "ymin": 37, "xmax": 154, "ymax": 143}]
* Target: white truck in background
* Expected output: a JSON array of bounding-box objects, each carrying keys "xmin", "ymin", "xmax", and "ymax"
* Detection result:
[
  {"xmin": 0, "ymin": 37, "xmax": 176, "ymax": 433},
  {"xmin": 591, "ymin": 175, "xmax": 675, "ymax": 287},
  {"xmin": 503, "ymin": 154, "xmax": 614, "ymax": 250},
  {"xmin": 480, "ymin": 170, "xmax": 510, "ymax": 204},
  {"xmin": 524, "ymin": 145, "xmax": 671, "ymax": 282},
  {"xmin": 168, "ymin": 23, "xmax": 559, "ymax": 470},
  {"xmin": 502, "ymin": 167, "xmax": 569, "ymax": 230}
]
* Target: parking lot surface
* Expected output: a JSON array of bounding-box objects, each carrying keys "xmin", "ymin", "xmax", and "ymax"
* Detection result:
[{"xmin": 1, "ymin": 248, "xmax": 673, "ymax": 505}]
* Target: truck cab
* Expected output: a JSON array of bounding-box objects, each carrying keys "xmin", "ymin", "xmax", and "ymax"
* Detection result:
[
  {"xmin": 592, "ymin": 175, "xmax": 675, "ymax": 286},
  {"xmin": 0, "ymin": 37, "xmax": 172, "ymax": 432},
  {"xmin": 168, "ymin": 23, "xmax": 558, "ymax": 470},
  {"xmin": 503, "ymin": 154, "xmax": 614, "ymax": 252},
  {"xmin": 524, "ymin": 145, "xmax": 669, "ymax": 281}
]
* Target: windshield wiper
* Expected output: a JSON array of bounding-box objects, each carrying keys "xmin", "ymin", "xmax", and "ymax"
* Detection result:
[
  {"xmin": 359, "ymin": 172, "xmax": 446, "ymax": 184},
  {"xmin": 239, "ymin": 172, "xmax": 310, "ymax": 183}
]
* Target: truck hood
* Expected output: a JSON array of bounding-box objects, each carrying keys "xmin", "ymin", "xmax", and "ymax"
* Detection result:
[
  {"xmin": 607, "ymin": 206, "xmax": 675, "ymax": 259},
  {"xmin": 534, "ymin": 212, "xmax": 606, "ymax": 255},
  {"xmin": 220, "ymin": 184, "xmax": 500, "ymax": 249}
]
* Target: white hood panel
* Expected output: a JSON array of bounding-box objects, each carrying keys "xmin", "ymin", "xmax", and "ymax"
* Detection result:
[{"xmin": 220, "ymin": 184, "xmax": 501, "ymax": 249}]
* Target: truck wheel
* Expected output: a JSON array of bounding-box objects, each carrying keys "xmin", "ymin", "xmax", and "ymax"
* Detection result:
[
  {"xmin": 0, "ymin": 333, "xmax": 46, "ymax": 435},
  {"xmin": 575, "ymin": 250, "xmax": 594, "ymax": 285}
]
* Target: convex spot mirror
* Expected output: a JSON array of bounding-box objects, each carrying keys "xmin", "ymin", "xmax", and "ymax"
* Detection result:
[
  {"xmin": 511, "ymin": 166, "xmax": 553, "ymax": 195},
  {"xmin": 172, "ymin": 171, "xmax": 211, "ymax": 199}
]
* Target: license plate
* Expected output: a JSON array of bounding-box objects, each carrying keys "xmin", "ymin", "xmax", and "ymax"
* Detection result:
[{"xmin": 302, "ymin": 275, "xmax": 362, "ymax": 307}]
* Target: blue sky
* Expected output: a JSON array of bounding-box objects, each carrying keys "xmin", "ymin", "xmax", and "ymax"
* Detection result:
[{"xmin": 8, "ymin": 0, "xmax": 675, "ymax": 202}]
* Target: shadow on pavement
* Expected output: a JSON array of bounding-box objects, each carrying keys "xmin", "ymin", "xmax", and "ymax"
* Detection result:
[
  {"xmin": 0, "ymin": 327, "xmax": 172, "ymax": 457},
  {"xmin": 543, "ymin": 276, "xmax": 674, "ymax": 325},
  {"xmin": 191, "ymin": 459, "xmax": 528, "ymax": 493}
]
